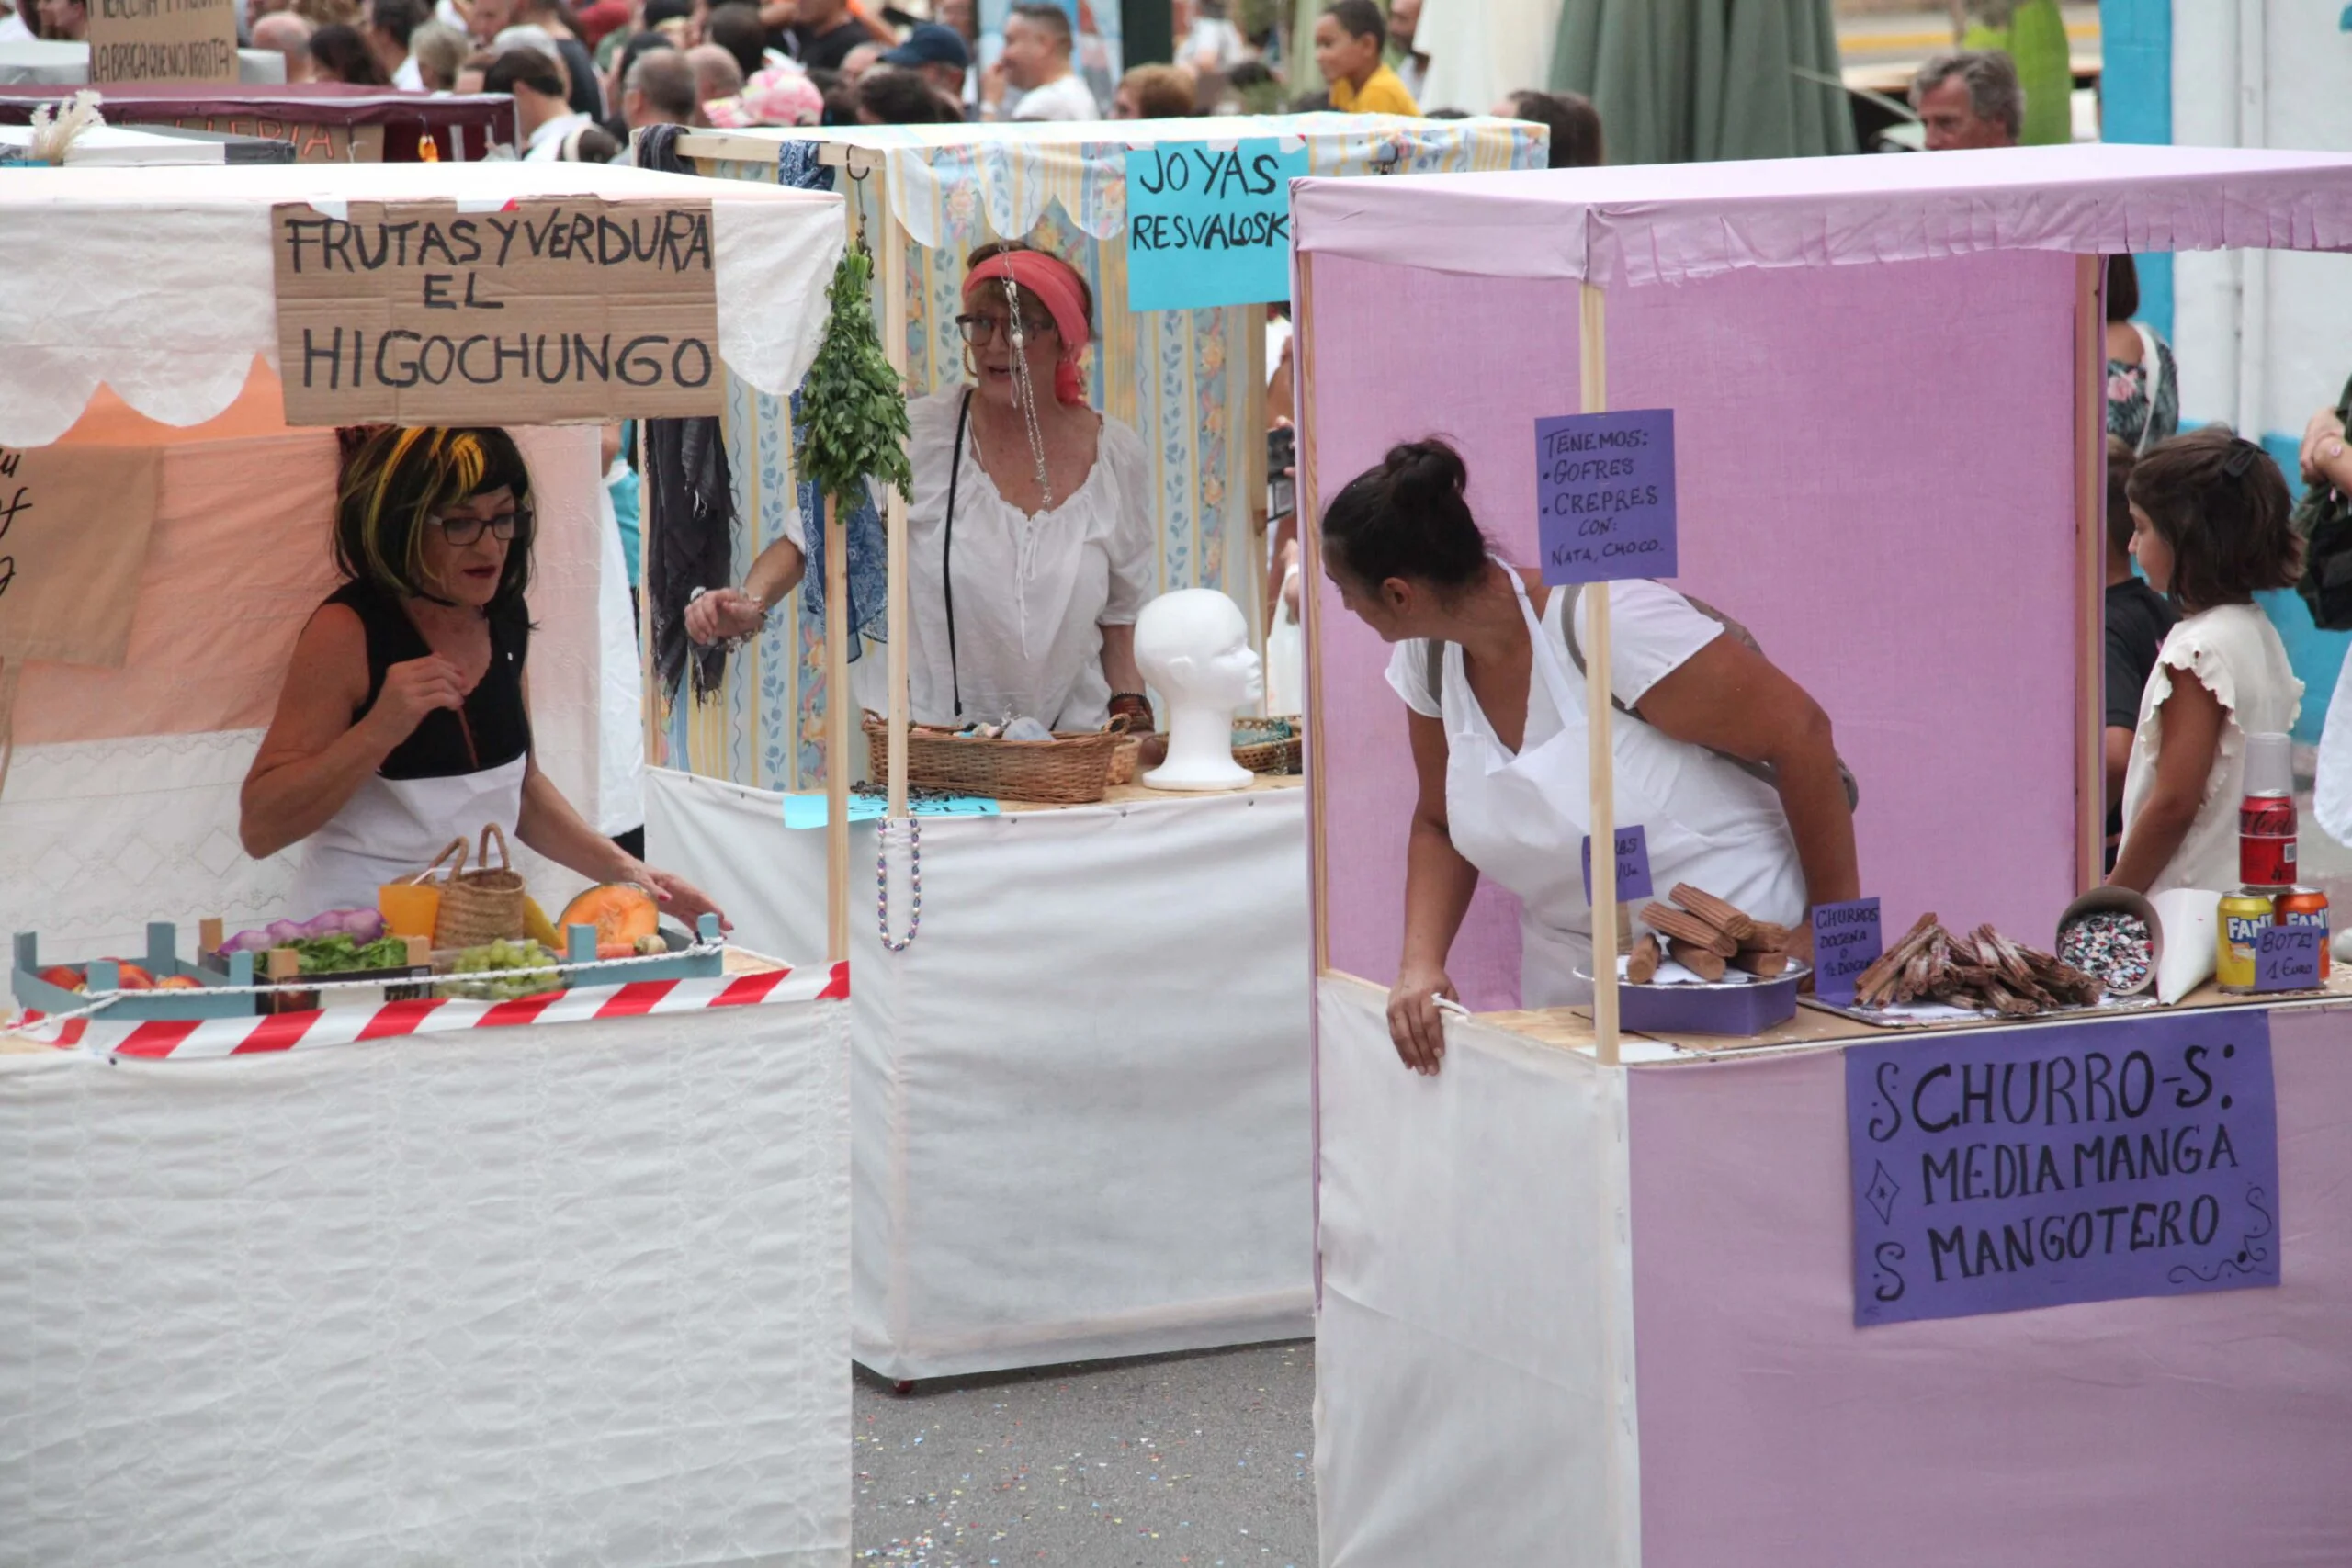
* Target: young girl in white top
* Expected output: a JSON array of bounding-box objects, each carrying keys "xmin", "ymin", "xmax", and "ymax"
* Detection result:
[{"xmin": 2110, "ymin": 430, "xmax": 2306, "ymax": 895}]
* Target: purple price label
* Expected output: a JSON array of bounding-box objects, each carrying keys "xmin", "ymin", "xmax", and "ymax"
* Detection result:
[
  {"xmin": 2255, "ymin": 925, "xmax": 2322, "ymax": 992},
  {"xmin": 1535, "ymin": 408, "xmax": 1677, "ymax": 585},
  {"xmin": 1580, "ymin": 825, "xmax": 1652, "ymax": 905},
  {"xmin": 1813, "ymin": 897, "xmax": 1883, "ymax": 1005}
]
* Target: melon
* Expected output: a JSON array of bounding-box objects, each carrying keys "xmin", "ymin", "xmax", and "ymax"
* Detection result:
[{"xmin": 559, "ymin": 883, "xmax": 661, "ymax": 948}]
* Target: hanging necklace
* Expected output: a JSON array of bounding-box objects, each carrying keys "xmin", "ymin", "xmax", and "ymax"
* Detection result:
[{"xmin": 999, "ymin": 276, "xmax": 1056, "ymax": 513}]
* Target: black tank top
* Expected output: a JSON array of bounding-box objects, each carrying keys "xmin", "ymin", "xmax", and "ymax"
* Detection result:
[{"xmin": 328, "ymin": 581, "xmax": 533, "ymax": 782}]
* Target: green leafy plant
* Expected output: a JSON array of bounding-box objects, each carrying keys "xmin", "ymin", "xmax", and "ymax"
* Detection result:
[{"xmin": 797, "ymin": 245, "xmax": 912, "ymax": 512}]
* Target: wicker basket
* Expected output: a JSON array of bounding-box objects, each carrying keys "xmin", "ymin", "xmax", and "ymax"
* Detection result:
[
  {"xmin": 430, "ymin": 824, "xmax": 527, "ymax": 949},
  {"xmin": 863, "ymin": 715, "xmax": 1121, "ymax": 805},
  {"xmin": 1232, "ymin": 716, "xmax": 1304, "ymax": 776}
]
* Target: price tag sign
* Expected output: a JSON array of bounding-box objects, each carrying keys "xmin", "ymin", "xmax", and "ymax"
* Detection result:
[
  {"xmin": 1535, "ymin": 409, "xmax": 1677, "ymax": 585},
  {"xmin": 1580, "ymin": 825, "xmax": 1652, "ymax": 906},
  {"xmin": 2255, "ymin": 924, "xmax": 2322, "ymax": 992},
  {"xmin": 1813, "ymin": 897, "xmax": 1883, "ymax": 1005}
]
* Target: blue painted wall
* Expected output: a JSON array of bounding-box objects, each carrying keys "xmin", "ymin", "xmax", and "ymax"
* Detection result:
[{"xmin": 2099, "ymin": 0, "xmax": 2174, "ymax": 335}]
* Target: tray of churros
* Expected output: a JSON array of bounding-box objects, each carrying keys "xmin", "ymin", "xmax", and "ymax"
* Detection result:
[{"xmin": 1577, "ymin": 884, "xmax": 1809, "ymax": 1036}]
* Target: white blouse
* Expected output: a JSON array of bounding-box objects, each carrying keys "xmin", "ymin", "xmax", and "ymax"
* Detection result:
[
  {"xmin": 2120, "ymin": 602, "xmax": 2303, "ymax": 896},
  {"xmin": 867, "ymin": 389, "xmax": 1158, "ymax": 730}
]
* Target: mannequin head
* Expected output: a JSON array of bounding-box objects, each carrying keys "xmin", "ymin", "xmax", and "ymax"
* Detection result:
[{"xmin": 1136, "ymin": 589, "xmax": 1262, "ymax": 712}]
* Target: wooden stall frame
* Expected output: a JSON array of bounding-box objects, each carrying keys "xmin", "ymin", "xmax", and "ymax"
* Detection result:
[
  {"xmin": 1297, "ymin": 246, "xmax": 2118, "ymax": 1052},
  {"xmin": 2075, "ymin": 254, "xmax": 2106, "ymax": 897}
]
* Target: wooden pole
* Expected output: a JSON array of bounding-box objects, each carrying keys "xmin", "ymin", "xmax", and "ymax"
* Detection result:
[
  {"xmin": 1294, "ymin": 254, "xmax": 1330, "ymax": 976},
  {"xmin": 2075, "ymin": 254, "xmax": 2106, "ymax": 895},
  {"xmin": 876, "ymin": 184, "xmax": 910, "ymax": 820},
  {"xmin": 825, "ymin": 491, "xmax": 851, "ymax": 963},
  {"xmin": 1580, "ymin": 282, "xmax": 1619, "ymax": 1068}
]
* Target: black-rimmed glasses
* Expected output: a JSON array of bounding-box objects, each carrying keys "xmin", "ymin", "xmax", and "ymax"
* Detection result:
[
  {"xmin": 431, "ymin": 508, "xmax": 527, "ymax": 547},
  {"xmin": 956, "ymin": 311, "xmax": 1055, "ymax": 346}
]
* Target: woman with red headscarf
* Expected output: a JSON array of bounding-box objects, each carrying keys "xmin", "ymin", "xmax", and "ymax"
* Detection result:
[{"xmin": 691, "ymin": 241, "xmax": 1155, "ymax": 733}]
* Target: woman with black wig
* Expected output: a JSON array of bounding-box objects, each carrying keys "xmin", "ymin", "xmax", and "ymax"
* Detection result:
[{"xmin": 241, "ymin": 426, "xmax": 723, "ymax": 928}]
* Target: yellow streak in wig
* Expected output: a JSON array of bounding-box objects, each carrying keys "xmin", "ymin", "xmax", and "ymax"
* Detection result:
[{"xmin": 353, "ymin": 427, "xmax": 491, "ymax": 594}]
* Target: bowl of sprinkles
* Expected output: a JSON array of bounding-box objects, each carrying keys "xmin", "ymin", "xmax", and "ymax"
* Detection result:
[{"xmin": 2054, "ymin": 887, "xmax": 2163, "ymax": 998}]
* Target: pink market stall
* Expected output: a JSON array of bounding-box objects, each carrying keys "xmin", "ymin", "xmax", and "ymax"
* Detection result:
[
  {"xmin": 1293, "ymin": 144, "xmax": 2352, "ymax": 1565},
  {"xmin": 0, "ymin": 161, "xmax": 856, "ymax": 1567}
]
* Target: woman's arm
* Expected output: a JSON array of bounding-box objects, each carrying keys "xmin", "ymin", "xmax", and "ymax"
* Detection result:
[
  {"xmin": 1099, "ymin": 623, "xmax": 1144, "ymax": 695},
  {"xmin": 514, "ymin": 756, "xmax": 731, "ymax": 930},
  {"xmin": 2108, "ymin": 671, "xmax": 2226, "ymax": 893},
  {"xmin": 240, "ymin": 608, "xmax": 467, "ymax": 860},
  {"xmin": 685, "ymin": 536, "xmax": 806, "ymax": 645},
  {"xmin": 1633, "ymin": 634, "xmax": 1860, "ymax": 912},
  {"xmin": 1390, "ymin": 709, "xmax": 1478, "ymax": 1074}
]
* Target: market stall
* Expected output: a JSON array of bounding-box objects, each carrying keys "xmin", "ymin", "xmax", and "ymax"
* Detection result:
[
  {"xmin": 0, "ymin": 160, "xmax": 855, "ymax": 1566},
  {"xmin": 0, "ymin": 83, "xmax": 519, "ymax": 161},
  {"xmin": 1292, "ymin": 143, "xmax": 2352, "ymax": 1564},
  {"xmin": 645, "ymin": 115, "xmax": 1541, "ymax": 1382}
]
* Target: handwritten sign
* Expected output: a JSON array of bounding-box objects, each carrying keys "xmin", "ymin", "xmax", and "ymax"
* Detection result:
[
  {"xmin": 0, "ymin": 445, "xmax": 163, "ymax": 669},
  {"xmin": 1848, "ymin": 1010, "xmax": 2280, "ymax": 1327},
  {"xmin": 1125, "ymin": 136, "xmax": 1309, "ymax": 314},
  {"xmin": 1535, "ymin": 409, "xmax": 1677, "ymax": 585},
  {"xmin": 164, "ymin": 116, "xmax": 385, "ymax": 163},
  {"xmin": 2255, "ymin": 925, "xmax": 2322, "ymax": 992},
  {"xmin": 1580, "ymin": 825, "xmax": 1653, "ymax": 905},
  {"xmin": 88, "ymin": 0, "xmax": 238, "ymax": 83},
  {"xmin": 1813, "ymin": 897, "xmax": 1882, "ymax": 1005},
  {"xmin": 271, "ymin": 198, "xmax": 721, "ymax": 425}
]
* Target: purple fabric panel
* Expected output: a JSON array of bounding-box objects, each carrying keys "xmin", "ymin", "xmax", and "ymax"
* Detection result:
[
  {"xmin": 1292, "ymin": 143, "xmax": 2352, "ymax": 285},
  {"xmin": 1308, "ymin": 248, "xmax": 2079, "ymax": 1008},
  {"xmin": 1624, "ymin": 1010, "xmax": 2352, "ymax": 1566}
]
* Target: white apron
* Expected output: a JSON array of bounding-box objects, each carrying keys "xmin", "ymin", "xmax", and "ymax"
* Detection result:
[
  {"xmin": 1442, "ymin": 572, "xmax": 1807, "ymax": 1008},
  {"xmin": 288, "ymin": 757, "xmax": 527, "ymax": 918}
]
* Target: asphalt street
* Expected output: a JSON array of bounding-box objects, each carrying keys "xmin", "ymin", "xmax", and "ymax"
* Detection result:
[{"xmin": 854, "ymin": 1341, "xmax": 1318, "ymax": 1567}]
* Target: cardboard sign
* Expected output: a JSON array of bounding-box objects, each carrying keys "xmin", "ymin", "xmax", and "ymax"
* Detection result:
[
  {"xmin": 164, "ymin": 116, "xmax": 385, "ymax": 163},
  {"xmin": 1125, "ymin": 136, "xmax": 1309, "ymax": 313},
  {"xmin": 1847, "ymin": 1010, "xmax": 2280, "ymax": 1327},
  {"xmin": 87, "ymin": 0, "xmax": 238, "ymax": 83},
  {"xmin": 0, "ymin": 445, "xmax": 162, "ymax": 669},
  {"xmin": 1812, "ymin": 897, "xmax": 1883, "ymax": 1005},
  {"xmin": 1580, "ymin": 825, "xmax": 1653, "ymax": 905},
  {"xmin": 272, "ymin": 198, "xmax": 722, "ymax": 425},
  {"xmin": 1535, "ymin": 409, "xmax": 1678, "ymax": 585},
  {"xmin": 2255, "ymin": 925, "xmax": 2323, "ymax": 992}
]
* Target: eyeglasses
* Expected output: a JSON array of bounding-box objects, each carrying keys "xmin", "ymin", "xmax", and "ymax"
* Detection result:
[
  {"xmin": 956, "ymin": 311, "xmax": 1055, "ymax": 346},
  {"xmin": 430, "ymin": 508, "xmax": 527, "ymax": 547}
]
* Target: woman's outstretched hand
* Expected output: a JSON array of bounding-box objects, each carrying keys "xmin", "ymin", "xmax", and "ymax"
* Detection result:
[{"xmin": 1387, "ymin": 962, "xmax": 1457, "ymax": 1075}]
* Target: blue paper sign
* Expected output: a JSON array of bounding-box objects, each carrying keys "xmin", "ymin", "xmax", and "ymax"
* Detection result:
[
  {"xmin": 1125, "ymin": 136, "xmax": 1310, "ymax": 314},
  {"xmin": 1813, "ymin": 897, "xmax": 1883, "ymax": 1005},
  {"xmin": 1535, "ymin": 409, "xmax": 1678, "ymax": 585},
  {"xmin": 1579, "ymin": 825, "xmax": 1653, "ymax": 905},
  {"xmin": 782, "ymin": 794, "xmax": 1000, "ymax": 829},
  {"xmin": 1847, "ymin": 1010, "xmax": 2280, "ymax": 1327},
  {"xmin": 2255, "ymin": 925, "xmax": 2323, "ymax": 992}
]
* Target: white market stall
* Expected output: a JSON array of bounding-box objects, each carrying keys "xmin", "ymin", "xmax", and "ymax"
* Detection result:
[
  {"xmin": 1294, "ymin": 145, "xmax": 2352, "ymax": 1565},
  {"xmin": 0, "ymin": 161, "xmax": 856, "ymax": 1567},
  {"xmin": 646, "ymin": 117, "xmax": 1543, "ymax": 1382}
]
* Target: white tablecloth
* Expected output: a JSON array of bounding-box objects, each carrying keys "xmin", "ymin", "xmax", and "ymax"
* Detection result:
[
  {"xmin": 0, "ymin": 998, "xmax": 850, "ymax": 1568},
  {"xmin": 648, "ymin": 769, "xmax": 1313, "ymax": 1381}
]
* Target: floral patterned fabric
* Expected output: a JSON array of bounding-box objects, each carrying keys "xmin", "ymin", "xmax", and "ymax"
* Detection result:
[
  {"xmin": 658, "ymin": 118, "xmax": 1546, "ymax": 790},
  {"xmin": 2107, "ymin": 325, "xmax": 2179, "ymax": 456}
]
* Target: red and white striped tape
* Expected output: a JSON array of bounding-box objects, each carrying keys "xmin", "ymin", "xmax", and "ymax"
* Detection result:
[{"xmin": 12, "ymin": 963, "xmax": 849, "ymax": 1060}]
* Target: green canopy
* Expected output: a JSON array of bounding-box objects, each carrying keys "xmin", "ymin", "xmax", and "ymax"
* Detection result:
[
  {"xmin": 1549, "ymin": 0, "xmax": 1856, "ymax": 164},
  {"xmin": 1964, "ymin": 0, "xmax": 2073, "ymax": 146}
]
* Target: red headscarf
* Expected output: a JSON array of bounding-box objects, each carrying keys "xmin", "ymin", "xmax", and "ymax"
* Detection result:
[{"xmin": 961, "ymin": 248, "xmax": 1091, "ymax": 405}]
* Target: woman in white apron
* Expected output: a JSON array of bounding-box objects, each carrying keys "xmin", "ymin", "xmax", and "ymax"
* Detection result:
[
  {"xmin": 1320, "ymin": 440, "xmax": 1858, "ymax": 1073},
  {"xmin": 241, "ymin": 425, "xmax": 723, "ymax": 927}
]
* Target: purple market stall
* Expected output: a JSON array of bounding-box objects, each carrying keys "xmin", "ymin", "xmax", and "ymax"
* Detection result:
[{"xmin": 1293, "ymin": 144, "xmax": 2352, "ymax": 1567}]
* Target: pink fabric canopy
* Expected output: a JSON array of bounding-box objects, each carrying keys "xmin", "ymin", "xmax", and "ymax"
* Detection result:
[{"xmin": 1293, "ymin": 143, "xmax": 2352, "ymax": 288}]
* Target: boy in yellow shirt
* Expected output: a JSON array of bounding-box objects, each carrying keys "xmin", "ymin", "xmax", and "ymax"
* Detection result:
[{"xmin": 1315, "ymin": 0, "xmax": 1419, "ymax": 116}]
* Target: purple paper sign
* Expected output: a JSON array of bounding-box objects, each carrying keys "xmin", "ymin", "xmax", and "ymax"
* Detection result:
[
  {"xmin": 1848, "ymin": 1010, "xmax": 2279, "ymax": 1326},
  {"xmin": 1813, "ymin": 897, "xmax": 1882, "ymax": 1005},
  {"xmin": 1535, "ymin": 409, "xmax": 1677, "ymax": 585},
  {"xmin": 2255, "ymin": 925, "xmax": 2323, "ymax": 992},
  {"xmin": 1580, "ymin": 825, "xmax": 1653, "ymax": 905}
]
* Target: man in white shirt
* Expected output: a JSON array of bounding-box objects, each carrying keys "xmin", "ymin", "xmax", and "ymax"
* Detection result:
[
  {"xmin": 367, "ymin": 0, "xmax": 430, "ymax": 87},
  {"xmin": 486, "ymin": 46, "xmax": 587, "ymax": 158},
  {"xmin": 982, "ymin": 2, "xmax": 1097, "ymax": 121}
]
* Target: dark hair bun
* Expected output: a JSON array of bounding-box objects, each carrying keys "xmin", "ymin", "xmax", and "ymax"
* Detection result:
[{"xmin": 1321, "ymin": 435, "xmax": 1488, "ymax": 594}]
